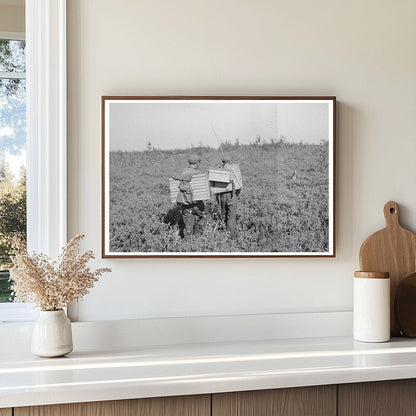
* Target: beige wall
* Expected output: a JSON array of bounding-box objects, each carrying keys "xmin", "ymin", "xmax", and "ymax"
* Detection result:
[
  {"xmin": 0, "ymin": 4, "xmax": 24, "ymax": 33},
  {"xmin": 67, "ymin": 0, "xmax": 416, "ymax": 321}
]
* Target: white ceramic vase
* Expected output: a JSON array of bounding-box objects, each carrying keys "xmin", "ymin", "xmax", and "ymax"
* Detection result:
[{"xmin": 31, "ymin": 310, "xmax": 73, "ymax": 357}]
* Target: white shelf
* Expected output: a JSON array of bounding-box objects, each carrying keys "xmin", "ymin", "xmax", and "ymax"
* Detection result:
[{"xmin": 2, "ymin": 335, "xmax": 416, "ymax": 408}]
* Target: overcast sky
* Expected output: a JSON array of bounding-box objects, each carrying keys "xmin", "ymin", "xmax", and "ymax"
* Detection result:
[{"xmin": 108, "ymin": 100, "xmax": 330, "ymax": 151}]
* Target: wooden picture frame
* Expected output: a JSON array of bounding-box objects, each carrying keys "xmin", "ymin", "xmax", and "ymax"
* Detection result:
[{"xmin": 102, "ymin": 96, "xmax": 336, "ymax": 258}]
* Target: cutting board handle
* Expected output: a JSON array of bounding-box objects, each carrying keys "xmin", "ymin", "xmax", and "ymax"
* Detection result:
[{"xmin": 384, "ymin": 201, "xmax": 400, "ymax": 228}]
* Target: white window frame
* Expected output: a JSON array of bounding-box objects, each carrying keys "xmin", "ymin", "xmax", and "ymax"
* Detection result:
[{"xmin": 0, "ymin": 0, "xmax": 67, "ymax": 324}]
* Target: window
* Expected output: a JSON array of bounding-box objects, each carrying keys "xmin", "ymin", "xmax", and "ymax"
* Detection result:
[
  {"xmin": 0, "ymin": 32, "xmax": 35, "ymax": 322},
  {"xmin": 0, "ymin": 0, "xmax": 67, "ymax": 324},
  {"xmin": 0, "ymin": 2, "xmax": 67, "ymax": 323},
  {"xmin": 0, "ymin": 35, "xmax": 26, "ymax": 303},
  {"xmin": 0, "ymin": 32, "xmax": 34, "ymax": 323}
]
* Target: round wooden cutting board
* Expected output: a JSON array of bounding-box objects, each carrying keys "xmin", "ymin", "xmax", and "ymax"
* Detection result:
[
  {"xmin": 395, "ymin": 272, "xmax": 416, "ymax": 337},
  {"xmin": 359, "ymin": 201, "xmax": 416, "ymax": 336}
]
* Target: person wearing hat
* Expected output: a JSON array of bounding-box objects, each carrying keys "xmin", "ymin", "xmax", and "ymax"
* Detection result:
[
  {"xmin": 216, "ymin": 155, "xmax": 240, "ymax": 238},
  {"xmin": 175, "ymin": 154, "xmax": 205, "ymax": 238}
]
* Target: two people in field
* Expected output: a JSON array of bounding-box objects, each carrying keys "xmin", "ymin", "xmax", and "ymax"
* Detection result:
[{"xmin": 175, "ymin": 154, "xmax": 240, "ymax": 238}]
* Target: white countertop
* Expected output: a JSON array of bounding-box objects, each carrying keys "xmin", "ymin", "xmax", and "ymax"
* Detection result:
[{"xmin": 2, "ymin": 336, "xmax": 416, "ymax": 408}]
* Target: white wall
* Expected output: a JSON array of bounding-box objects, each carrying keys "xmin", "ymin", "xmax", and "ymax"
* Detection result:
[{"xmin": 67, "ymin": 0, "xmax": 416, "ymax": 322}]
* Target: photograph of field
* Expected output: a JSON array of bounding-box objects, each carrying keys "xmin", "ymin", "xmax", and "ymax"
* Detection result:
[{"xmin": 103, "ymin": 98, "xmax": 335, "ymax": 256}]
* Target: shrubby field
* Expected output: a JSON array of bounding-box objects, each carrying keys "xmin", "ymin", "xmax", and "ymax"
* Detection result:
[{"xmin": 109, "ymin": 140, "xmax": 329, "ymax": 253}]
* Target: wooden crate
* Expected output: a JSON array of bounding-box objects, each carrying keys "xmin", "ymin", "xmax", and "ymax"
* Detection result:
[
  {"xmin": 169, "ymin": 174, "xmax": 210, "ymax": 204},
  {"xmin": 209, "ymin": 164, "xmax": 242, "ymax": 194},
  {"xmin": 190, "ymin": 174, "xmax": 210, "ymax": 201},
  {"xmin": 210, "ymin": 182, "xmax": 233, "ymax": 194},
  {"xmin": 169, "ymin": 178, "xmax": 181, "ymax": 204},
  {"xmin": 208, "ymin": 169, "xmax": 231, "ymax": 183},
  {"xmin": 228, "ymin": 164, "xmax": 243, "ymax": 190}
]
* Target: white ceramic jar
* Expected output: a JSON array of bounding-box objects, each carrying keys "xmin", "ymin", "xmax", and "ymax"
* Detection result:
[
  {"xmin": 353, "ymin": 271, "xmax": 390, "ymax": 343},
  {"xmin": 31, "ymin": 310, "xmax": 73, "ymax": 357}
]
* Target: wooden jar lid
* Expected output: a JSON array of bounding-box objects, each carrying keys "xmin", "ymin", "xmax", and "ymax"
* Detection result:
[{"xmin": 354, "ymin": 271, "xmax": 390, "ymax": 279}]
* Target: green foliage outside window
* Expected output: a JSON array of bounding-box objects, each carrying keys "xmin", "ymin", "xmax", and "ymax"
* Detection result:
[{"xmin": 0, "ymin": 39, "xmax": 27, "ymax": 302}]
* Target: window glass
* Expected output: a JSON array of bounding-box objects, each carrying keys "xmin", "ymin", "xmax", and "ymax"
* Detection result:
[
  {"xmin": 0, "ymin": 39, "xmax": 26, "ymax": 72},
  {"xmin": 0, "ymin": 39, "xmax": 26, "ymax": 303}
]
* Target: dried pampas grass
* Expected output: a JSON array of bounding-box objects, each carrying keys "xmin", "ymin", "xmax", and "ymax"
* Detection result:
[{"xmin": 10, "ymin": 234, "xmax": 111, "ymax": 311}]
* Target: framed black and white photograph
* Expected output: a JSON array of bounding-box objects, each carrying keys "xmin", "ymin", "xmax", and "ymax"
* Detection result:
[{"xmin": 102, "ymin": 96, "xmax": 336, "ymax": 257}]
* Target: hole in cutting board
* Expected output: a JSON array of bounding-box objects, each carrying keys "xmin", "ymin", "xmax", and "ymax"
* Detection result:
[{"xmin": 390, "ymin": 207, "xmax": 396, "ymax": 214}]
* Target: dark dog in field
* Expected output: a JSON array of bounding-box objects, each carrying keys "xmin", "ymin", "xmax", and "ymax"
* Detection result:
[{"xmin": 163, "ymin": 206, "xmax": 185, "ymax": 238}]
